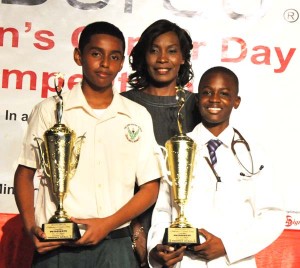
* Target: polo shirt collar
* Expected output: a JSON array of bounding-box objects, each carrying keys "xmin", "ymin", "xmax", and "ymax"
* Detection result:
[{"xmin": 63, "ymin": 83, "xmax": 132, "ymax": 119}]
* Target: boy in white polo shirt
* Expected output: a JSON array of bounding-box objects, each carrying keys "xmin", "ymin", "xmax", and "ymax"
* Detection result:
[{"xmin": 14, "ymin": 21, "xmax": 162, "ymax": 268}]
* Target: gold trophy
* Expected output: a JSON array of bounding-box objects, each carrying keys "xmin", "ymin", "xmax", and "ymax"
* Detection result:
[
  {"xmin": 163, "ymin": 86, "xmax": 199, "ymax": 247},
  {"xmin": 35, "ymin": 73, "xmax": 85, "ymax": 241}
]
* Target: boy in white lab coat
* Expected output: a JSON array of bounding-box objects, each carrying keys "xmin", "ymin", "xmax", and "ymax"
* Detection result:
[{"xmin": 147, "ymin": 66, "xmax": 285, "ymax": 268}]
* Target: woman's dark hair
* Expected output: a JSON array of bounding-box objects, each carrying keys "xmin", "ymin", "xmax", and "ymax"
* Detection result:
[
  {"xmin": 128, "ymin": 19, "xmax": 194, "ymax": 90},
  {"xmin": 78, "ymin": 21, "xmax": 125, "ymax": 54}
]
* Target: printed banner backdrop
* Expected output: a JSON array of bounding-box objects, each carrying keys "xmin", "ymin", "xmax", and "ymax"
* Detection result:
[{"xmin": 0, "ymin": 0, "xmax": 300, "ymax": 232}]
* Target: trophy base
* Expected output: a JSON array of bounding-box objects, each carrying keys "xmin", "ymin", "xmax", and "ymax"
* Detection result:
[
  {"xmin": 163, "ymin": 227, "xmax": 200, "ymax": 248},
  {"xmin": 42, "ymin": 222, "xmax": 81, "ymax": 241}
]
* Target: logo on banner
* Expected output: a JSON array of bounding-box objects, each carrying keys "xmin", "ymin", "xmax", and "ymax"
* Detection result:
[
  {"xmin": 285, "ymin": 212, "xmax": 300, "ymax": 230},
  {"xmin": 284, "ymin": 9, "xmax": 299, "ymax": 23}
]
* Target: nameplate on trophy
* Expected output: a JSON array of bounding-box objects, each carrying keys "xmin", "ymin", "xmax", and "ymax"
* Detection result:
[
  {"xmin": 42, "ymin": 222, "xmax": 81, "ymax": 241},
  {"xmin": 163, "ymin": 227, "xmax": 199, "ymax": 245}
]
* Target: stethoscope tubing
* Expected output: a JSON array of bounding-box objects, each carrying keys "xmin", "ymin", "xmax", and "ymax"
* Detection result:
[{"xmin": 231, "ymin": 128, "xmax": 263, "ymax": 177}]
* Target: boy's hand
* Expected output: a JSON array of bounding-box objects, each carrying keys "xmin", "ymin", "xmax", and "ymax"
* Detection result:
[
  {"xmin": 69, "ymin": 217, "xmax": 111, "ymax": 246},
  {"xmin": 189, "ymin": 228, "xmax": 226, "ymax": 261},
  {"xmin": 30, "ymin": 225, "xmax": 66, "ymax": 253},
  {"xmin": 149, "ymin": 244, "xmax": 186, "ymax": 268}
]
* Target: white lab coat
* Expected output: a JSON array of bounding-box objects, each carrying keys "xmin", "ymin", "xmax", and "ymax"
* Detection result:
[{"xmin": 148, "ymin": 124, "xmax": 286, "ymax": 267}]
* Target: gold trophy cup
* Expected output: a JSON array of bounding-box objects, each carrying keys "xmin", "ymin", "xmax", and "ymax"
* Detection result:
[
  {"xmin": 162, "ymin": 87, "xmax": 199, "ymax": 247},
  {"xmin": 35, "ymin": 73, "xmax": 85, "ymax": 241}
]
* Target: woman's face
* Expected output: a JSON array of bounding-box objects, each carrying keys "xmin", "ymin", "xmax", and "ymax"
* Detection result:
[{"xmin": 145, "ymin": 31, "xmax": 184, "ymax": 87}]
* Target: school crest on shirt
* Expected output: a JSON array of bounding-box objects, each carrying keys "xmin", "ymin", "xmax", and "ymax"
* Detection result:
[{"xmin": 124, "ymin": 124, "xmax": 142, "ymax": 143}]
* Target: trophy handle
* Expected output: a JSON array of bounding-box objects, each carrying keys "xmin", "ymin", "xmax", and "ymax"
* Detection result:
[
  {"xmin": 69, "ymin": 134, "xmax": 85, "ymax": 179},
  {"xmin": 34, "ymin": 137, "xmax": 51, "ymax": 177}
]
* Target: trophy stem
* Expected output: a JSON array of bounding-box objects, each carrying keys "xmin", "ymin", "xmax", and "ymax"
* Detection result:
[
  {"xmin": 58, "ymin": 192, "xmax": 64, "ymax": 213},
  {"xmin": 49, "ymin": 193, "xmax": 70, "ymax": 223},
  {"xmin": 170, "ymin": 204, "xmax": 192, "ymax": 228},
  {"xmin": 179, "ymin": 203, "xmax": 184, "ymax": 218}
]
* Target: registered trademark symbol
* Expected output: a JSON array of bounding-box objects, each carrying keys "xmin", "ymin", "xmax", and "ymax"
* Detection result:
[{"xmin": 284, "ymin": 9, "xmax": 299, "ymax": 22}]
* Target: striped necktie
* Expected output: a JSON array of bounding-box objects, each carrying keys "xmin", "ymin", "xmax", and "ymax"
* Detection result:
[{"xmin": 207, "ymin": 139, "xmax": 222, "ymax": 165}]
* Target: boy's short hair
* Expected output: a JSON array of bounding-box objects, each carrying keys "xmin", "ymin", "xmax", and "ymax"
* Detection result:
[
  {"xmin": 199, "ymin": 66, "xmax": 239, "ymax": 93},
  {"xmin": 78, "ymin": 21, "xmax": 125, "ymax": 54}
]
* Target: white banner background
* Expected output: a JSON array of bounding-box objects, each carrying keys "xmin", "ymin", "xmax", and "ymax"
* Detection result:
[{"xmin": 1, "ymin": 0, "xmax": 300, "ymax": 229}]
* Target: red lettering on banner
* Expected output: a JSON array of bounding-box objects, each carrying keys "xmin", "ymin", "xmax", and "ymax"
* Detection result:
[
  {"xmin": 251, "ymin": 46, "xmax": 271, "ymax": 65},
  {"xmin": 118, "ymin": 72, "xmax": 128, "ymax": 93},
  {"xmin": 186, "ymin": 82, "xmax": 193, "ymax": 92},
  {"xmin": 0, "ymin": 34, "xmax": 296, "ymax": 99},
  {"xmin": 25, "ymin": 22, "xmax": 32, "ymax": 32},
  {"xmin": 127, "ymin": 37, "xmax": 139, "ymax": 55},
  {"xmin": 1, "ymin": 23, "xmax": 55, "ymax": 50},
  {"xmin": 1, "ymin": 69, "xmax": 128, "ymax": 98},
  {"xmin": 274, "ymin": 47, "xmax": 296, "ymax": 73},
  {"xmin": 251, "ymin": 46, "xmax": 296, "ymax": 73},
  {"xmin": 41, "ymin": 72, "xmax": 57, "ymax": 98},
  {"xmin": 34, "ymin": 30, "xmax": 55, "ymax": 50},
  {"xmin": 71, "ymin": 26, "xmax": 85, "ymax": 48},
  {"xmin": 221, "ymin": 37, "xmax": 247, "ymax": 63},
  {"xmin": 192, "ymin": 41, "xmax": 206, "ymax": 60},
  {"xmin": 68, "ymin": 74, "xmax": 83, "ymax": 89},
  {"xmin": 1, "ymin": 69, "xmax": 64, "ymax": 98},
  {"xmin": 221, "ymin": 38, "xmax": 296, "ymax": 73},
  {"xmin": 2, "ymin": 69, "xmax": 37, "ymax": 90},
  {"xmin": 0, "ymin": 27, "xmax": 19, "ymax": 47}
]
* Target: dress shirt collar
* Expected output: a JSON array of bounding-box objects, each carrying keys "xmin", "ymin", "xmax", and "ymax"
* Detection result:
[{"xmin": 188, "ymin": 123, "xmax": 235, "ymax": 149}]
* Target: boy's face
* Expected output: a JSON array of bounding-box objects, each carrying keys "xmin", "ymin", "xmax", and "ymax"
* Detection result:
[
  {"xmin": 145, "ymin": 31, "xmax": 184, "ymax": 86},
  {"xmin": 198, "ymin": 72, "xmax": 241, "ymax": 133},
  {"xmin": 74, "ymin": 34, "xmax": 124, "ymax": 91}
]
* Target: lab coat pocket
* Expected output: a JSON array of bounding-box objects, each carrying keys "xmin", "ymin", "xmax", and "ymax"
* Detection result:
[{"xmin": 214, "ymin": 180, "xmax": 253, "ymax": 221}]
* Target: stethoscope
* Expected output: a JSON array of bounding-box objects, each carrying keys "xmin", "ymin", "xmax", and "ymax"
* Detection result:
[
  {"xmin": 205, "ymin": 128, "xmax": 264, "ymax": 181},
  {"xmin": 231, "ymin": 128, "xmax": 264, "ymax": 177}
]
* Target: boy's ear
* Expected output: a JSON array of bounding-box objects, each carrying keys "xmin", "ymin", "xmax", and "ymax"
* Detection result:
[
  {"xmin": 74, "ymin": 48, "xmax": 82, "ymax": 66},
  {"xmin": 234, "ymin": 96, "xmax": 241, "ymax": 109}
]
